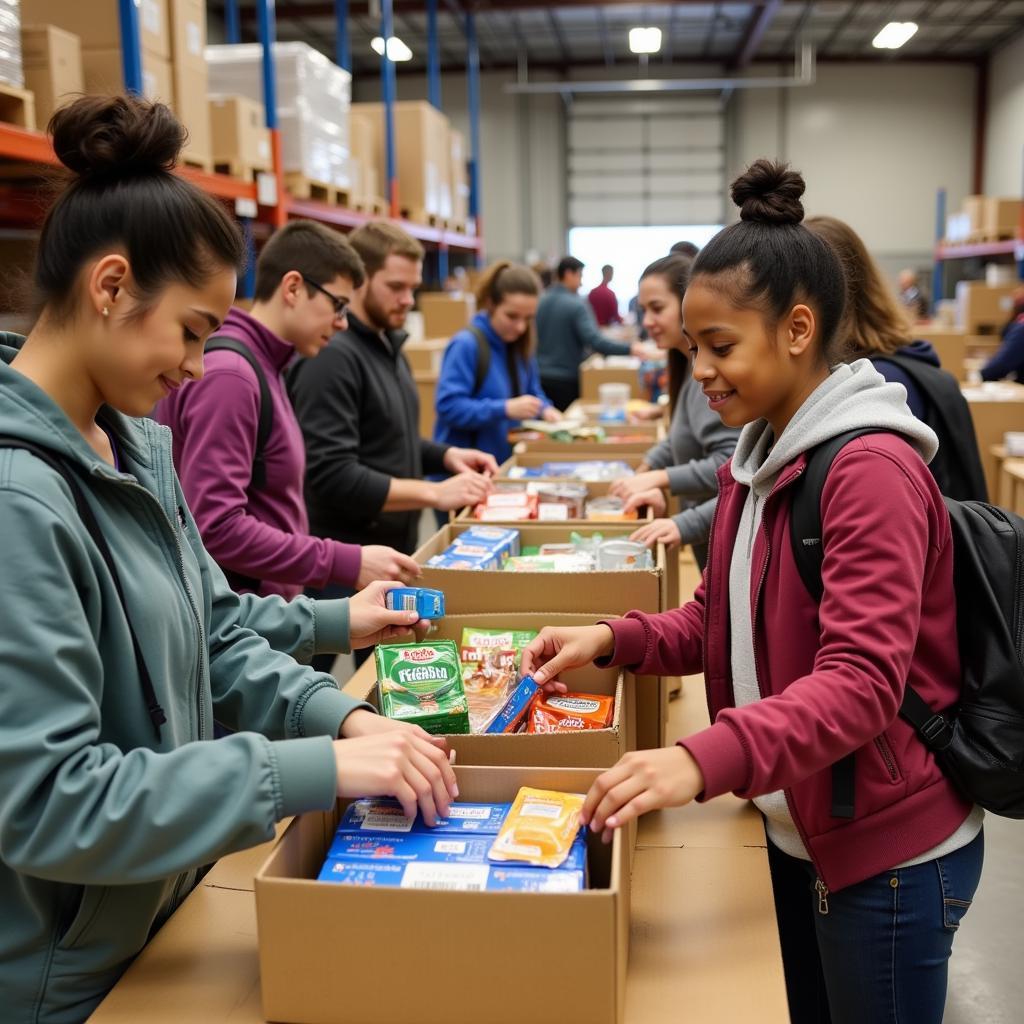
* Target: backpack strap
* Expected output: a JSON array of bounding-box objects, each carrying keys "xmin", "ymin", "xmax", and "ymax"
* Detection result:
[
  {"xmin": 0, "ymin": 436, "xmax": 167, "ymax": 739},
  {"xmin": 788, "ymin": 428, "xmax": 940, "ymax": 819},
  {"xmin": 468, "ymin": 325, "xmax": 492, "ymax": 396},
  {"xmin": 205, "ymin": 337, "xmax": 273, "ymax": 491}
]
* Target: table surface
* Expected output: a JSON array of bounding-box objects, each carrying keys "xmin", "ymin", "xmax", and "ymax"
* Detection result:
[{"xmin": 88, "ymin": 676, "xmax": 788, "ymax": 1023}]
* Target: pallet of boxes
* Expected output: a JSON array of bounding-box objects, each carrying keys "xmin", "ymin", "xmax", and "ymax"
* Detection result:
[
  {"xmin": 945, "ymin": 193, "xmax": 1022, "ymax": 245},
  {"xmin": 207, "ymin": 40, "xmax": 353, "ymax": 204},
  {"xmin": 249, "ymin": 450, "xmax": 665, "ymax": 1023},
  {"xmin": 21, "ymin": 0, "xmax": 211, "ymax": 168}
]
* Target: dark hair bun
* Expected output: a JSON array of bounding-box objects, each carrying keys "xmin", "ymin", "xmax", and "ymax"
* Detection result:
[
  {"xmin": 731, "ymin": 159, "xmax": 805, "ymax": 225},
  {"xmin": 49, "ymin": 94, "xmax": 185, "ymax": 179}
]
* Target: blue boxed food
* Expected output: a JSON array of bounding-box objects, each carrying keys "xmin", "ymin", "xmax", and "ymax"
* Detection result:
[
  {"xmin": 336, "ymin": 799, "xmax": 510, "ymax": 835},
  {"xmin": 385, "ymin": 587, "xmax": 446, "ymax": 619},
  {"xmin": 484, "ymin": 675, "xmax": 540, "ymax": 734},
  {"xmin": 316, "ymin": 858, "xmax": 584, "ymax": 891},
  {"xmin": 459, "ymin": 525, "xmax": 521, "ymax": 559}
]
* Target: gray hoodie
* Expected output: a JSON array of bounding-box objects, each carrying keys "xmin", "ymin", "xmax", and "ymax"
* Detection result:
[{"xmin": 728, "ymin": 359, "xmax": 982, "ymax": 861}]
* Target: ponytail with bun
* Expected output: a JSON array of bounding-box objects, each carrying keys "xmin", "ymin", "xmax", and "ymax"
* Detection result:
[
  {"xmin": 693, "ymin": 158, "xmax": 847, "ymax": 362},
  {"xmin": 35, "ymin": 94, "xmax": 244, "ymax": 322}
]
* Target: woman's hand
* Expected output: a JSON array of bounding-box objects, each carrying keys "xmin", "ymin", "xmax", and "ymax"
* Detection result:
[
  {"xmin": 332, "ymin": 725, "xmax": 457, "ymax": 826},
  {"xmin": 542, "ymin": 405, "xmax": 562, "ymax": 424},
  {"xmin": 623, "ymin": 487, "xmax": 666, "ymax": 517},
  {"xmin": 348, "ymin": 581, "xmax": 429, "ymax": 649},
  {"xmin": 609, "ymin": 469, "xmax": 670, "ymax": 502},
  {"xmin": 519, "ymin": 624, "xmax": 615, "ymax": 691},
  {"xmin": 630, "ymin": 517, "xmax": 682, "ymax": 550},
  {"xmin": 582, "ymin": 746, "xmax": 705, "ymax": 843},
  {"xmin": 506, "ymin": 394, "xmax": 543, "ymax": 420}
]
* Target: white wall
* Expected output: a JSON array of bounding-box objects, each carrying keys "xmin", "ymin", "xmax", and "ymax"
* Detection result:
[
  {"xmin": 729, "ymin": 62, "xmax": 977, "ymax": 278},
  {"xmin": 984, "ymin": 31, "xmax": 1024, "ymax": 197}
]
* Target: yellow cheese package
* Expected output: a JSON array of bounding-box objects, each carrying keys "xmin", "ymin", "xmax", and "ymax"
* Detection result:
[{"xmin": 488, "ymin": 787, "xmax": 586, "ymax": 869}]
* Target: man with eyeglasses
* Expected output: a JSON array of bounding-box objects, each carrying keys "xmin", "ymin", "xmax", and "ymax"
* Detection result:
[
  {"xmin": 289, "ymin": 221, "xmax": 498, "ymax": 670},
  {"xmin": 155, "ymin": 220, "xmax": 422, "ymax": 632}
]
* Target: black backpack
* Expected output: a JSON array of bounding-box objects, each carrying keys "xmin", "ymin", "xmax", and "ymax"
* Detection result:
[
  {"xmin": 203, "ymin": 337, "xmax": 273, "ymax": 592},
  {"xmin": 871, "ymin": 352, "xmax": 988, "ymax": 502},
  {"xmin": 790, "ymin": 428, "xmax": 1024, "ymax": 819},
  {"xmin": 469, "ymin": 325, "xmax": 521, "ymax": 398},
  {"xmin": 0, "ymin": 436, "xmax": 167, "ymax": 739}
]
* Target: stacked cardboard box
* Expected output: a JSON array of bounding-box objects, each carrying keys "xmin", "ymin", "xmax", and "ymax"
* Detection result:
[
  {"xmin": 350, "ymin": 100, "xmax": 451, "ymax": 221},
  {"xmin": 207, "ymin": 41, "xmax": 352, "ymax": 193},
  {"xmin": 417, "ymin": 292, "xmax": 475, "ymax": 337},
  {"xmin": 20, "ymin": 23, "xmax": 81, "ymax": 125},
  {"xmin": 23, "ymin": 0, "xmax": 173, "ymax": 105},
  {"xmin": 168, "ymin": 0, "xmax": 210, "ymax": 167},
  {"xmin": 450, "ymin": 127, "xmax": 470, "ymax": 228},
  {"xmin": 348, "ymin": 104, "xmax": 381, "ymax": 207},
  {"xmin": 956, "ymin": 281, "xmax": 1018, "ymax": 334},
  {"xmin": 208, "ymin": 94, "xmax": 271, "ymax": 178},
  {"xmin": 946, "ymin": 194, "xmax": 1022, "ymax": 243}
]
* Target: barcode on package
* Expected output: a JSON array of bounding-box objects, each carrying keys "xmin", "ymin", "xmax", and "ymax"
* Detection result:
[
  {"xmin": 361, "ymin": 812, "xmax": 414, "ymax": 832},
  {"xmin": 397, "ymin": 594, "xmax": 417, "ymax": 611},
  {"xmin": 401, "ymin": 863, "xmax": 489, "ymax": 891}
]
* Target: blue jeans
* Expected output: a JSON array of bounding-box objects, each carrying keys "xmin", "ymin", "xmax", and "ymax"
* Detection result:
[
  {"xmin": 768, "ymin": 829, "xmax": 984, "ymax": 1024},
  {"xmin": 305, "ymin": 581, "xmax": 372, "ymax": 674}
]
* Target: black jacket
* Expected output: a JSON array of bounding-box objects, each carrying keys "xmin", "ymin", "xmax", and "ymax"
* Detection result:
[{"xmin": 287, "ymin": 313, "xmax": 450, "ymax": 553}]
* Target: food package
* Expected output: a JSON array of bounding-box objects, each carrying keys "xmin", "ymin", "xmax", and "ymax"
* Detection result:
[
  {"xmin": 460, "ymin": 524, "xmax": 521, "ymax": 558},
  {"xmin": 460, "ymin": 627, "xmax": 538, "ymax": 654},
  {"xmin": 317, "ymin": 857, "xmax": 583, "ymax": 891},
  {"xmin": 483, "ymin": 676, "xmax": 540, "ymax": 734},
  {"xmin": 531, "ymin": 482, "xmax": 587, "ymax": 520},
  {"xmin": 385, "ymin": 586, "xmax": 445, "ymax": 618},
  {"xmin": 460, "ymin": 646, "xmax": 517, "ymax": 733},
  {"xmin": 375, "ymin": 641, "xmax": 470, "ymax": 735},
  {"xmin": 503, "ymin": 555, "xmax": 595, "ymax": 573},
  {"xmin": 337, "ymin": 798, "xmax": 510, "ymax": 835},
  {"xmin": 527, "ymin": 692, "xmax": 615, "ymax": 733},
  {"xmin": 584, "ymin": 496, "xmax": 638, "ymax": 521},
  {"xmin": 488, "ymin": 787, "xmax": 586, "ymax": 869}
]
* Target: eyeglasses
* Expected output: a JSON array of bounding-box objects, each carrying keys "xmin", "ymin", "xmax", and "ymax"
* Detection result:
[{"xmin": 302, "ymin": 274, "xmax": 349, "ymax": 317}]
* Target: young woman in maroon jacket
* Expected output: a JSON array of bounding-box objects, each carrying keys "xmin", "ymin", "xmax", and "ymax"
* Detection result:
[{"xmin": 521, "ymin": 161, "xmax": 983, "ymax": 1024}]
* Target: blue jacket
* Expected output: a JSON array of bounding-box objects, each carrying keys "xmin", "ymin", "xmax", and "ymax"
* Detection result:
[
  {"xmin": 872, "ymin": 339, "xmax": 940, "ymax": 420},
  {"xmin": 536, "ymin": 284, "xmax": 631, "ymax": 381},
  {"xmin": 981, "ymin": 315, "xmax": 1024, "ymax": 382},
  {"xmin": 433, "ymin": 313, "xmax": 551, "ymax": 464}
]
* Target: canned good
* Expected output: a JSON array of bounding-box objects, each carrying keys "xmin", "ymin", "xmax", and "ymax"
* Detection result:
[{"xmin": 596, "ymin": 539, "xmax": 652, "ymax": 570}]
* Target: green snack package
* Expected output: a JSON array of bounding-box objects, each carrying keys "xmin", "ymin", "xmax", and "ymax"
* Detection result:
[
  {"xmin": 459, "ymin": 627, "xmax": 539, "ymax": 655},
  {"xmin": 375, "ymin": 640, "xmax": 470, "ymax": 735}
]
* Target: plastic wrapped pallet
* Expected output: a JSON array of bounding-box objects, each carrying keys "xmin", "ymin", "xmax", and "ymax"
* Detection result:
[
  {"xmin": 0, "ymin": 0, "xmax": 24, "ymax": 88},
  {"xmin": 206, "ymin": 41, "xmax": 351, "ymax": 190}
]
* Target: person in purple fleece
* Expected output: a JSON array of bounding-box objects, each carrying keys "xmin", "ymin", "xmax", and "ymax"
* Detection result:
[{"xmin": 155, "ymin": 220, "xmax": 421, "ymax": 601}]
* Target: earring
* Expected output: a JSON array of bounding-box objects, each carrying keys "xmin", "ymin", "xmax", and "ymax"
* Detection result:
[{"xmin": 102, "ymin": 307, "xmax": 110, "ymax": 317}]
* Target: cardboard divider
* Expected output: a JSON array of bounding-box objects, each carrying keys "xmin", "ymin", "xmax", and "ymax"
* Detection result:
[
  {"xmin": 349, "ymin": 613, "xmax": 636, "ymax": 766},
  {"xmin": 255, "ymin": 765, "xmax": 628, "ymax": 1024}
]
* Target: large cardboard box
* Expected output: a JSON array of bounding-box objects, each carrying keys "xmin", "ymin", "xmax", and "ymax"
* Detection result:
[
  {"xmin": 20, "ymin": 24, "xmax": 82, "ymax": 126},
  {"xmin": 956, "ymin": 281, "xmax": 1018, "ymax": 335},
  {"xmin": 963, "ymin": 381, "xmax": 1024, "ymax": 497},
  {"xmin": 169, "ymin": 0, "xmax": 210, "ymax": 163},
  {"xmin": 347, "ymin": 613, "xmax": 634, "ymax": 767},
  {"xmin": 402, "ymin": 336, "xmax": 449, "ymax": 374},
  {"xmin": 255, "ymin": 765, "xmax": 629, "ymax": 1024},
  {"xmin": 984, "ymin": 197, "xmax": 1021, "ymax": 237},
  {"xmin": 418, "ymin": 292, "xmax": 475, "ymax": 338},
  {"xmin": 450, "ymin": 126, "xmax": 469, "ymax": 223},
  {"xmin": 209, "ymin": 95, "xmax": 271, "ymax": 174},
  {"xmin": 962, "ymin": 194, "xmax": 986, "ymax": 233},
  {"xmin": 22, "ymin": 0, "xmax": 169, "ymax": 58},
  {"xmin": 912, "ymin": 326, "xmax": 968, "ymax": 382},
  {"xmin": 580, "ymin": 353, "xmax": 644, "ymax": 400},
  {"xmin": 351, "ymin": 100, "xmax": 451, "ymax": 218},
  {"xmin": 413, "ymin": 369, "xmax": 438, "ymax": 439},
  {"xmin": 82, "ymin": 47, "xmax": 172, "ymax": 105},
  {"xmin": 499, "ymin": 450, "xmax": 647, "ymax": 478}
]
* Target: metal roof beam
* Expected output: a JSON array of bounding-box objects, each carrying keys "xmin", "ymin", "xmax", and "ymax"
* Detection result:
[
  {"xmin": 730, "ymin": 0, "xmax": 781, "ymax": 69},
  {"xmin": 596, "ymin": 6, "xmax": 614, "ymax": 67}
]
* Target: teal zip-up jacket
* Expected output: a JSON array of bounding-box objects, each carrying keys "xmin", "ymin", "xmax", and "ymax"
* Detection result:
[{"xmin": 0, "ymin": 336, "xmax": 370, "ymax": 1023}]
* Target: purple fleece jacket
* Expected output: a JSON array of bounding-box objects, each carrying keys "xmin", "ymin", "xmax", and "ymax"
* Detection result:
[{"xmin": 154, "ymin": 307, "xmax": 361, "ymax": 599}]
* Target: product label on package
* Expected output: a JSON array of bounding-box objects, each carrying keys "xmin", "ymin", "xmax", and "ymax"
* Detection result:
[{"xmin": 375, "ymin": 641, "xmax": 469, "ymax": 735}]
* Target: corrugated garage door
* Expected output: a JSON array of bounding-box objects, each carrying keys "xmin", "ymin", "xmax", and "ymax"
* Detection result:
[{"xmin": 567, "ymin": 95, "xmax": 725, "ymax": 227}]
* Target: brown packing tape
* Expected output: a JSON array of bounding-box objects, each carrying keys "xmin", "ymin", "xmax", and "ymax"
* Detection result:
[{"xmin": 255, "ymin": 765, "xmax": 628, "ymax": 1024}]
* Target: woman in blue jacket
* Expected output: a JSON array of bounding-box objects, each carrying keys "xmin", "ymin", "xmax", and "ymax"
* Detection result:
[{"xmin": 434, "ymin": 261, "xmax": 560, "ymax": 466}]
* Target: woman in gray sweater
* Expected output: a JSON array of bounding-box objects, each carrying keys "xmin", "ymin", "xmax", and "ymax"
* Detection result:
[{"xmin": 610, "ymin": 254, "xmax": 740, "ymax": 568}]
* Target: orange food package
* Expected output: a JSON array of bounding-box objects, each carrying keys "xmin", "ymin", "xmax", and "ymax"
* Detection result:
[
  {"xmin": 526, "ymin": 692, "xmax": 615, "ymax": 734},
  {"xmin": 488, "ymin": 787, "xmax": 586, "ymax": 869}
]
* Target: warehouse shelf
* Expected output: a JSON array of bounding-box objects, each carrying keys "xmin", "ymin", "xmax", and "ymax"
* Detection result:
[{"xmin": 935, "ymin": 239, "xmax": 1022, "ymax": 260}]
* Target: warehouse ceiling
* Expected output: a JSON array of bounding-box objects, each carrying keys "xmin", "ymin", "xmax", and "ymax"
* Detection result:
[{"xmin": 216, "ymin": 1, "xmax": 1024, "ymax": 76}]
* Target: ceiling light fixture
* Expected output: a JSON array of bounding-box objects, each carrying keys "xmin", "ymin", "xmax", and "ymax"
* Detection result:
[
  {"xmin": 629, "ymin": 27, "xmax": 662, "ymax": 55},
  {"xmin": 371, "ymin": 36, "xmax": 413, "ymax": 61},
  {"xmin": 872, "ymin": 22, "xmax": 918, "ymax": 49}
]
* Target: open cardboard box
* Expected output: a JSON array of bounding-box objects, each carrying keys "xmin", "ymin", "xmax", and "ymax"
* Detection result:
[
  {"xmin": 415, "ymin": 522, "xmax": 665, "ymax": 614},
  {"xmin": 579, "ymin": 353, "xmax": 644, "ymax": 400},
  {"xmin": 255, "ymin": 765, "xmax": 629, "ymax": 1024},
  {"xmin": 349, "ymin": 613, "xmax": 636, "ymax": 767},
  {"xmin": 498, "ymin": 450, "xmax": 646, "ymax": 479},
  {"xmin": 413, "ymin": 527, "xmax": 668, "ymax": 749}
]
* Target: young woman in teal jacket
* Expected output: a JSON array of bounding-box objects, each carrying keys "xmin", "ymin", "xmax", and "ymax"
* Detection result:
[{"xmin": 0, "ymin": 96, "xmax": 455, "ymax": 1024}]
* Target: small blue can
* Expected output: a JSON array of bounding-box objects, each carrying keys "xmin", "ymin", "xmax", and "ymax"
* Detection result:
[{"xmin": 384, "ymin": 586, "xmax": 446, "ymax": 619}]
